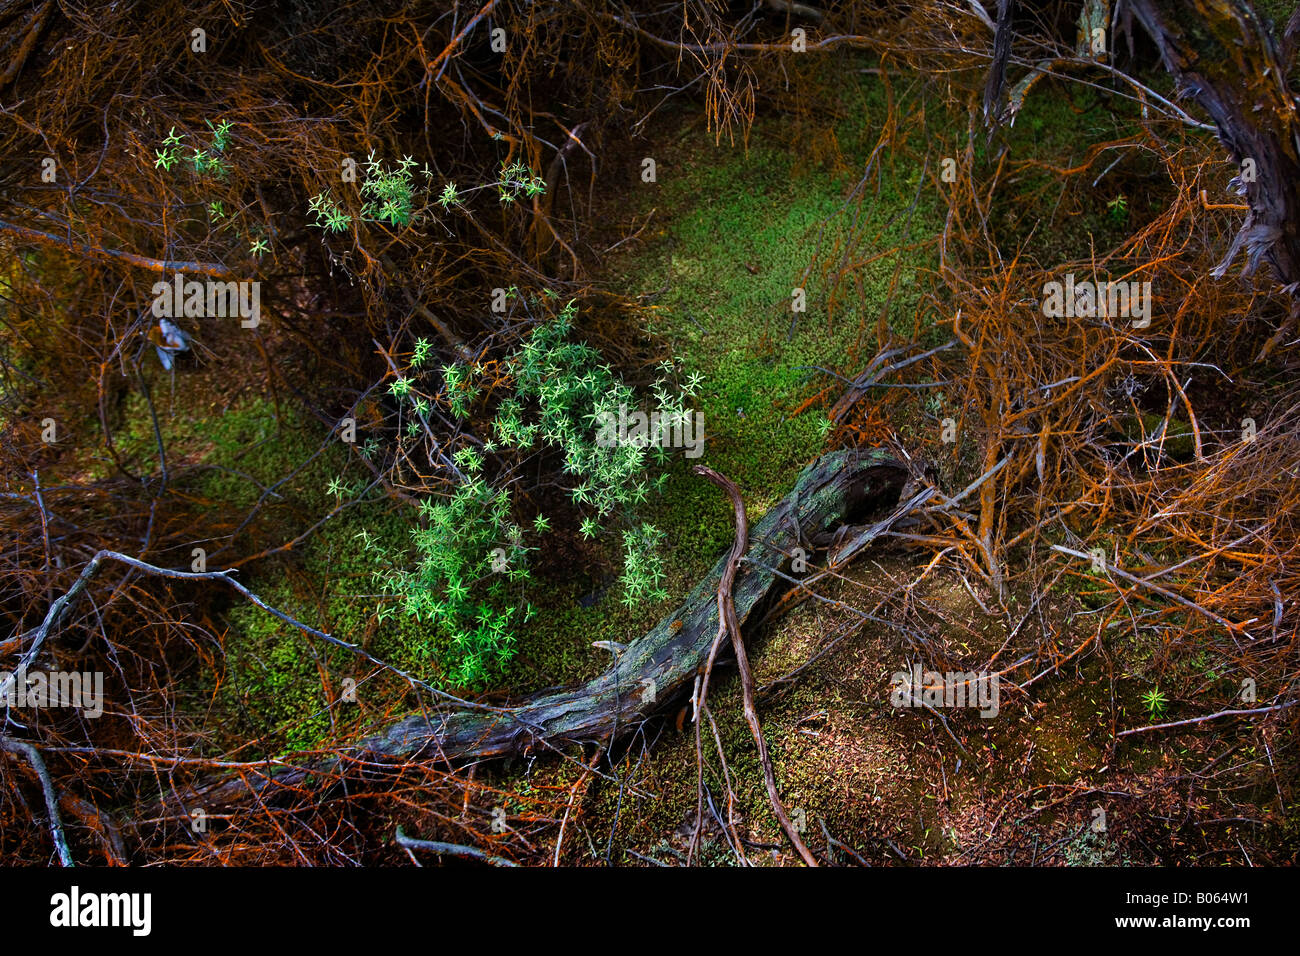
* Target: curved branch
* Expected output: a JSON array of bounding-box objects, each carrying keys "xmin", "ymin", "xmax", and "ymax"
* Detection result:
[
  {"xmin": 0, "ymin": 735, "xmax": 74, "ymax": 866},
  {"xmin": 0, "ymin": 217, "xmax": 234, "ymax": 277},
  {"xmin": 693, "ymin": 464, "xmax": 819, "ymax": 866},
  {"xmin": 165, "ymin": 449, "xmax": 909, "ymax": 812}
]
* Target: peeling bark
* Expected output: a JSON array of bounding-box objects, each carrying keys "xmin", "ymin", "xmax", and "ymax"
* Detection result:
[{"xmin": 1120, "ymin": 0, "xmax": 1300, "ymax": 290}]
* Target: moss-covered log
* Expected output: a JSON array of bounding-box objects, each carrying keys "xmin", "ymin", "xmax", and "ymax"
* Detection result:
[
  {"xmin": 358, "ymin": 447, "xmax": 904, "ymax": 760},
  {"xmin": 181, "ymin": 447, "xmax": 906, "ymax": 808}
]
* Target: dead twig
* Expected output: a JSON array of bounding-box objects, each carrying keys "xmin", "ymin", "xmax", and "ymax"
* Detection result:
[
  {"xmin": 692, "ymin": 464, "xmax": 819, "ymax": 867},
  {"xmin": 1116, "ymin": 700, "xmax": 1298, "ymax": 738},
  {"xmin": 0, "ymin": 734, "xmax": 74, "ymax": 866},
  {"xmin": 395, "ymin": 826, "xmax": 518, "ymax": 867}
]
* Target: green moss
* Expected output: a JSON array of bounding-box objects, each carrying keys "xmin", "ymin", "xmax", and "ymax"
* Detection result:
[
  {"xmin": 165, "ymin": 396, "xmax": 447, "ymax": 754},
  {"xmin": 1116, "ymin": 412, "xmax": 1195, "ymax": 459},
  {"xmin": 196, "ymin": 399, "xmax": 347, "ymax": 513},
  {"xmin": 525, "ymin": 67, "xmax": 940, "ymax": 637},
  {"xmin": 1255, "ymin": 0, "xmax": 1294, "ymax": 30},
  {"xmin": 216, "ymin": 579, "xmax": 337, "ymax": 755},
  {"xmin": 192, "ymin": 68, "xmax": 935, "ymax": 761}
]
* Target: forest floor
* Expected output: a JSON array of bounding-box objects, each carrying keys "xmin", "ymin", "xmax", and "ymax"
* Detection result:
[
  {"xmin": 523, "ymin": 72, "xmax": 1202, "ymax": 867},
  {"xmin": 70, "ymin": 61, "xmax": 1294, "ymax": 865}
]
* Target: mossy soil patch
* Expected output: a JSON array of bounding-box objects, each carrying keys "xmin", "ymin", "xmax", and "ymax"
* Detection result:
[
  {"xmin": 109, "ymin": 65, "xmax": 1256, "ymax": 863},
  {"xmin": 514, "ymin": 64, "xmax": 943, "ymax": 692}
]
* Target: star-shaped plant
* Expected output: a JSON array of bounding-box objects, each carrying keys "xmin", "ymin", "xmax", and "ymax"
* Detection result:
[
  {"xmin": 1141, "ymin": 687, "xmax": 1168, "ymax": 718},
  {"xmin": 437, "ymin": 182, "xmax": 460, "ymax": 208}
]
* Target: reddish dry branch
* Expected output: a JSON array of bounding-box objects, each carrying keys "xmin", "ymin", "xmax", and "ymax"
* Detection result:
[{"xmin": 692, "ymin": 464, "xmax": 820, "ymax": 867}]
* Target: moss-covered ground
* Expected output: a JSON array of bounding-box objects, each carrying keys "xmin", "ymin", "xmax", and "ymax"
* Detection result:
[{"xmin": 73, "ymin": 59, "xmax": 1236, "ymax": 863}]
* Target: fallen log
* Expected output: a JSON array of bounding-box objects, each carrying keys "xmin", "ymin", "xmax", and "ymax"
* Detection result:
[
  {"xmin": 175, "ymin": 446, "xmax": 907, "ymax": 808},
  {"xmin": 357, "ymin": 448, "xmax": 906, "ymax": 759}
]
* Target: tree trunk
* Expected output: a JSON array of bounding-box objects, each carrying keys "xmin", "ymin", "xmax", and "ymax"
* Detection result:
[{"xmin": 1122, "ymin": 0, "xmax": 1300, "ymax": 290}]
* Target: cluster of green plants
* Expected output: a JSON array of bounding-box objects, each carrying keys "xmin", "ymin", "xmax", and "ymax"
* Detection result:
[
  {"xmin": 1063, "ymin": 826, "xmax": 1131, "ymax": 867},
  {"xmin": 363, "ymin": 297, "xmax": 695, "ymax": 686},
  {"xmin": 359, "ymin": 154, "xmax": 419, "ymax": 227},
  {"xmin": 495, "ymin": 160, "xmax": 547, "ymax": 203},
  {"xmin": 494, "ymin": 299, "xmax": 696, "ymax": 524},
  {"xmin": 153, "ymin": 120, "xmax": 277, "ymax": 258},
  {"xmin": 618, "ymin": 522, "xmax": 668, "ymax": 607},
  {"xmin": 308, "ymin": 155, "xmax": 547, "ymax": 234},
  {"xmin": 306, "ymin": 189, "xmax": 352, "ymax": 233},
  {"xmin": 1140, "ymin": 686, "xmax": 1168, "ymax": 719},
  {"xmin": 381, "ymin": 475, "xmax": 531, "ymax": 686},
  {"xmin": 308, "ymin": 153, "xmax": 422, "ymax": 232},
  {"xmin": 154, "ymin": 119, "xmax": 232, "ymax": 177}
]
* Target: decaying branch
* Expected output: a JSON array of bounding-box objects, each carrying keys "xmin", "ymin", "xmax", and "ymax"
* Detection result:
[
  {"xmin": 169, "ymin": 448, "xmax": 908, "ymax": 810},
  {"xmin": 0, "ymin": 735, "xmax": 73, "ymax": 866}
]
